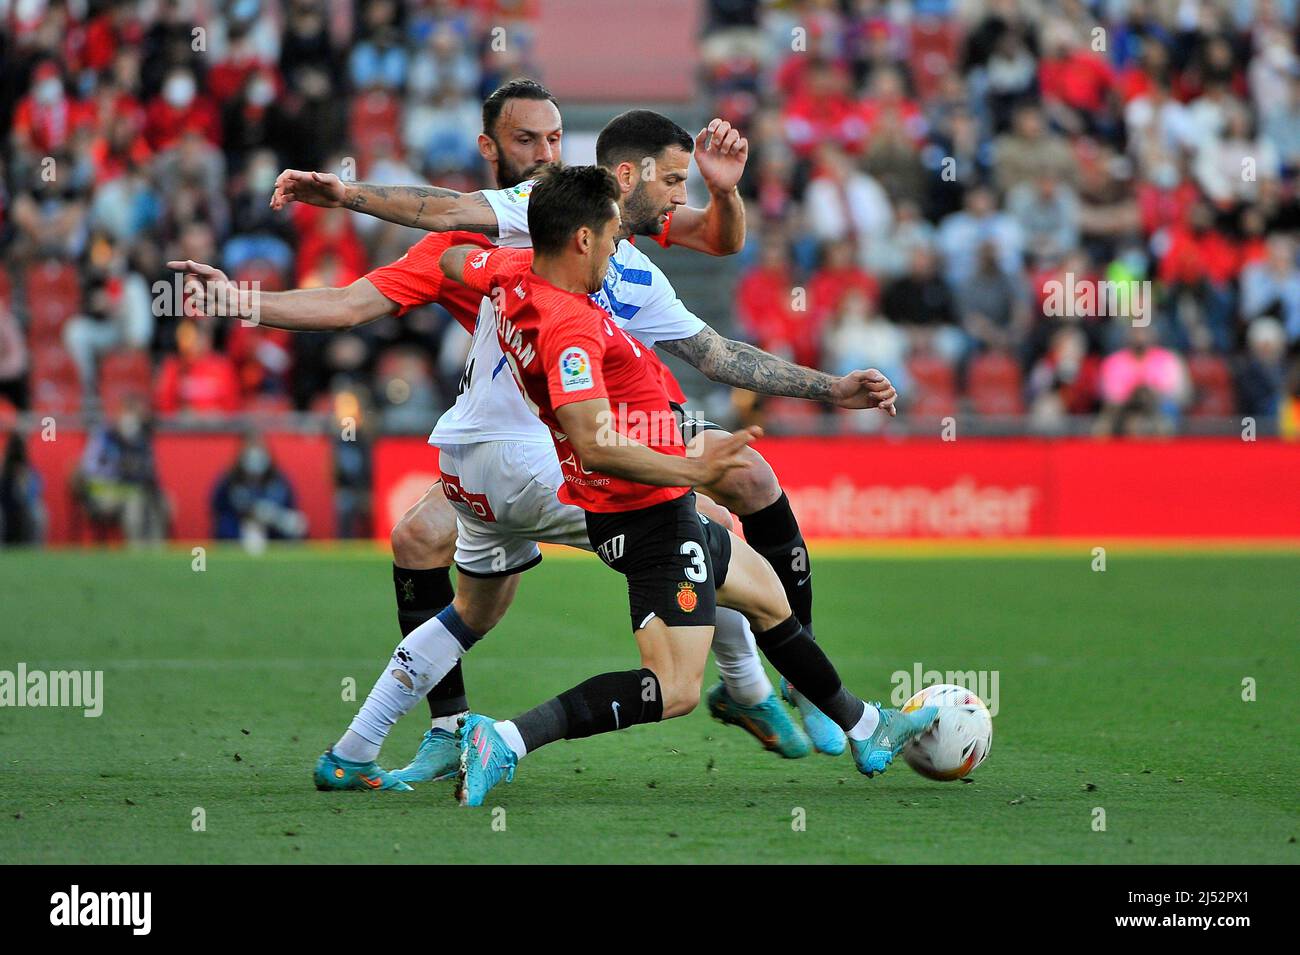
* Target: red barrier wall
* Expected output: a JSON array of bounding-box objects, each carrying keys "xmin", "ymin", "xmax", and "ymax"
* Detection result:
[
  {"xmin": 23, "ymin": 430, "xmax": 335, "ymax": 542},
  {"xmin": 372, "ymin": 436, "xmax": 441, "ymax": 538},
  {"xmin": 371, "ymin": 437, "xmax": 1300, "ymax": 540}
]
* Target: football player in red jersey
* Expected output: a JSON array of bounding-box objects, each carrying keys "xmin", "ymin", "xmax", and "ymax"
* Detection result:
[
  {"xmin": 438, "ymin": 165, "xmax": 936, "ymax": 806},
  {"xmin": 269, "ymin": 96, "xmax": 894, "ymax": 760}
]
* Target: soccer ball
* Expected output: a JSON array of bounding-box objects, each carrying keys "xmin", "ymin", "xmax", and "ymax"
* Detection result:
[{"xmin": 900, "ymin": 683, "xmax": 993, "ymax": 781}]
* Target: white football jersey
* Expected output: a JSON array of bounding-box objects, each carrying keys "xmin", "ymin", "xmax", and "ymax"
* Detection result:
[{"xmin": 427, "ymin": 181, "xmax": 705, "ymax": 448}]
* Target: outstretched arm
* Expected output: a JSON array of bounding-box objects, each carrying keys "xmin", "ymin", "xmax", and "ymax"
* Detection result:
[
  {"xmin": 269, "ymin": 169, "xmax": 500, "ymax": 234},
  {"xmin": 658, "ymin": 326, "xmax": 898, "ymax": 414},
  {"xmin": 166, "ymin": 260, "xmax": 398, "ymax": 331}
]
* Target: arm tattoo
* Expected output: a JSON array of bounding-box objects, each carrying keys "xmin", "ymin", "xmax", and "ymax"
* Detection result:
[
  {"xmin": 345, "ymin": 184, "xmax": 498, "ymax": 235},
  {"xmin": 659, "ymin": 327, "xmax": 836, "ymax": 401}
]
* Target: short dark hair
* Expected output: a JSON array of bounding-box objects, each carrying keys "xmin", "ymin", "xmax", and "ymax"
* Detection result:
[
  {"xmin": 481, "ymin": 78, "xmax": 558, "ymax": 137},
  {"xmin": 527, "ymin": 165, "xmax": 620, "ymax": 256},
  {"xmin": 595, "ymin": 109, "xmax": 694, "ymax": 169}
]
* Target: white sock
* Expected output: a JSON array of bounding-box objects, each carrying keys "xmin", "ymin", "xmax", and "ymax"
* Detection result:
[
  {"xmin": 494, "ymin": 720, "xmax": 527, "ymax": 759},
  {"xmin": 335, "ymin": 612, "xmax": 470, "ymax": 761},
  {"xmin": 333, "ymin": 729, "xmax": 378, "ymax": 764},
  {"xmin": 846, "ymin": 702, "xmax": 881, "ymax": 741},
  {"xmin": 711, "ymin": 609, "xmax": 773, "ymax": 705},
  {"xmin": 431, "ymin": 714, "xmax": 463, "ymax": 733}
]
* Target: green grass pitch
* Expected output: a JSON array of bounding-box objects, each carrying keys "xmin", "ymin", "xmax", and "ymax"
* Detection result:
[{"xmin": 1, "ymin": 546, "xmax": 1295, "ymax": 864}]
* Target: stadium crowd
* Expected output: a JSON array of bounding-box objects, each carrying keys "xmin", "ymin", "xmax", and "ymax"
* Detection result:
[{"xmin": 0, "ymin": 0, "xmax": 1298, "ymax": 449}]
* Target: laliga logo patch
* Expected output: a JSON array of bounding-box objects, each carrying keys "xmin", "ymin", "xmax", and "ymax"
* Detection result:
[
  {"xmin": 559, "ymin": 347, "xmax": 593, "ymax": 392},
  {"xmin": 676, "ymin": 581, "xmax": 697, "ymax": 613},
  {"xmin": 506, "ymin": 180, "xmax": 535, "ymax": 203}
]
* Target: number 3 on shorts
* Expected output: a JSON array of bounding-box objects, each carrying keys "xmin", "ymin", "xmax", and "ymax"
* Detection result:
[{"xmin": 680, "ymin": 541, "xmax": 708, "ymax": 583}]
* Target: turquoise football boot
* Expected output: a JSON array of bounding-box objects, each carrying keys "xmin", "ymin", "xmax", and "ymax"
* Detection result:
[
  {"xmin": 706, "ymin": 682, "xmax": 811, "ymax": 758},
  {"xmin": 780, "ymin": 678, "xmax": 847, "ymax": 756},
  {"xmin": 849, "ymin": 704, "xmax": 939, "ymax": 777},
  {"xmin": 313, "ymin": 749, "xmax": 413, "ymax": 792},
  {"xmin": 455, "ymin": 714, "xmax": 517, "ymax": 807},
  {"xmin": 392, "ymin": 728, "xmax": 460, "ymax": 784}
]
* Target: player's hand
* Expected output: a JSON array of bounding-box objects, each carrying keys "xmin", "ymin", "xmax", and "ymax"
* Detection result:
[
  {"xmin": 831, "ymin": 368, "xmax": 898, "ymax": 415},
  {"xmin": 165, "ymin": 259, "xmax": 242, "ymax": 318},
  {"xmin": 690, "ymin": 426, "xmax": 763, "ymax": 486},
  {"xmin": 268, "ymin": 169, "xmax": 349, "ymax": 210},
  {"xmin": 694, "ymin": 119, "xmax": 748, "ymax": 194}
]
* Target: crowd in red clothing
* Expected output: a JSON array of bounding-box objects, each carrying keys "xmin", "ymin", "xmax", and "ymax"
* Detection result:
[
  {"xmin": 2, "ymin": 1, "xmax": 1299, "ymax": 439},
  {"xmin": 705, "ymin": 0, "xmax": 1300, "ymax": 433},
  {"xmin": 1, "ymin": 0, "xmax": 537, "ymax": 428}
]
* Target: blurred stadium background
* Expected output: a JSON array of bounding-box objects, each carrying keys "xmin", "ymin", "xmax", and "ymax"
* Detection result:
[{"xmin": 2, "ymin": 0, "xmax": 1298, "ymax": 548}]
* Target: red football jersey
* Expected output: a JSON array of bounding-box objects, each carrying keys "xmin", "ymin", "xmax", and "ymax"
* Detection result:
[
  {"xmin": 460, "ymin": 247, "xmax": 690, "ymax": 513},
  {"xmin": 364, "ymin": 230, "xmax": 496, "ymax": 330}
]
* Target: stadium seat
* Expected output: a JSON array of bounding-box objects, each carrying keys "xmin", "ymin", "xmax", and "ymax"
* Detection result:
[
  {"xmin": 244, "ymin": 393, "xmax": 294, "ymax": 415},
  {"xmin": 906, "ymin": 353, "xmax": 959, "ymax": 417},
  {"xmin": 1186, "ymin": 354, "xmax": 1235, "ymax": 417},
  {"xmin": 24, "ymin": 260, "xmax": 80, "ymax": 344},
  {"xmin": 98, "ymin": 349, "xmax": 153, "ymax": 415},
  {"xmin": 967, "ymin": 350, "xmax": 1025, "ymax": 416},
  {"xmin": 30, "ymin": 345, "xmax": 81, "ymax": 413}
]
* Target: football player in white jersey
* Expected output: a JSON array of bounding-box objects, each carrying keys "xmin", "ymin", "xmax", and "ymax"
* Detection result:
[
  {"xmin": 268, "ymin": 104, "xmax": 897, "ymax": 777},
  {"xmin": 177, "ymin": 85, "xmax": 897, "ymax": 790}
]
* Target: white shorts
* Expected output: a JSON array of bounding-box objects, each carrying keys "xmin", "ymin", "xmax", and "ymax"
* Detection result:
[{"xmin": 435, "ymin": 440, "xmax": 591, "ymax": 577}]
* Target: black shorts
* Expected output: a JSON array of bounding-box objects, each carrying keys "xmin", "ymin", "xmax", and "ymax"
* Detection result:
[
  {"xmin": 669, "ymin": 401, "xmax": 724, "ymax": 444},
  {"xmin": 586, "ymin": 491, "xmax": 732, "ymax": 631}
]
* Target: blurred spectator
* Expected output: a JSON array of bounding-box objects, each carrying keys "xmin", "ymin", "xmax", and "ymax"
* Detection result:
[
  {"xmin": 1006, "ymin": 175, "xmax": 1081, "ymax": 265},
  {"xmin": 737, "ymin": 237, "xmax": 802, "ymax": 363},
  {"xmin": 936, "ymin": 185, "xmax": 1023, "ymax": 287},
  {"xmin": 61, "ymin": 235, "xmax": 154, "ymax": 405},
  {"xmin": 0, "ymin": 301, "xmax": 28, "ymax": 411},
  {"xmin": 1239, "ymin": 235, "xmax": 1300, "ymax": 344},
  {"xmin": 349, "ymin": 0, "xmax": 409, "ymax": 92},
  {"xmin": 1028, "ymin": 324, "xmax": 1102, "ymax": 431},
  {"xmin": 993, "ymin": 104, "xmax": 1077, "ymax": 194},
  {"xmin": 0, "ymin": 433, "xmax": 45, "ymax": 545},
  {"xmin": 822, "ymin": 289, "xmax": 909, "ymax": 394},
  {"xmin": 331, "ymin": 393, "xmax": 372, "ymax": 540},
  {"xmin": 154, "ymin": 320, "xmax": 242, "ymax": 416},
  {"xmin": 145, "ymin": 67, "xmax": 221, "ymax": 151},
  {"xmin": 71, "ymin": 398, "xmax": 167, "ymax": 543},
  {"xmin": 881, "ymin": 245, "xmax": 965, "ymax": 362},
  {"xmin": 804, "ymin": 144, "xmax": 892, "ymax": 252},
  {"xmin": 1097, "ymin": 324, "xmax": 1189, "ymax": 435},
  {"xmin": 212, "ymin": 435, "xmax": 307, "ymax": 548},
  {"xmin": 1158, "ymin": 202, "xmax": 1240, "ymax": 351},
  {"xmin": 1235, "ymin": 317, "xmax": 1288, "ymax": 418},
  {"xmin": 959, "ymin": 241, "xmax": 1028, "ymax": 352}
]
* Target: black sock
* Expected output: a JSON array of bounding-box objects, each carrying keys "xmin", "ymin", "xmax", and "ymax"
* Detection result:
[
  {"xmin": 754, "ymin": 615, "xmax": 865, "ymax": 731},
  {"xmin": 512, "ymin": 669, "xmax": 663, "ymax": 753},
  {"xmin": 391, "ymin": 565, "xmax": 465, "ymax": 718},
  {"xmin": 740, "ymin": 492, "xmax": 814, "ymax": 633}
]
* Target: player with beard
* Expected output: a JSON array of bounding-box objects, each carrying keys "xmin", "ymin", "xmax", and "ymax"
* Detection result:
[
  {"xmin": 436, "ymin": 166, "xmax": 936, "ymax": 806},
  {"xmin": 271, "ymin": 103, "xmax": 878, "ymax": 765},
  {"xmin": 179, "ymin": 83, "xmax": 879, "ymax": 790}
]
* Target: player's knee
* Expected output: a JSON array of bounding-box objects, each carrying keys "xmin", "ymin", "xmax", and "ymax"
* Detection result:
[
  {"xmin": 706, "ymin": 448, "xmax": 780, "ymax": 515},
  {"xmin": 391, "ymin": 497, "xmax": 456, "ymax": 568},
  {"xmin": 659, "ymin": 671, "xmax": 703, "ymax": 719},
  {"xmin": 694, "ymin": 493, "xmax": 734, "ymax": 531}
]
